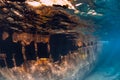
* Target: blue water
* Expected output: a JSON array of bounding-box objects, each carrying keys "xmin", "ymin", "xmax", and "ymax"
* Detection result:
[{"xmin": 81, "ymin": 0, "xmax": 120, "ymax": 80}]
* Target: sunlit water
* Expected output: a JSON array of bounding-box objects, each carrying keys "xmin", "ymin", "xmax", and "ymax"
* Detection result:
[{"xmin": 85, "ymin": 41, "xmax": 120, "ymax": 80}]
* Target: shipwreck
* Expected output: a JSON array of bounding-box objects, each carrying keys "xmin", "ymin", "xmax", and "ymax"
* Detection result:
[{"xmin": 0, "ymin": 0, "xmax": 99, "ymax": 80}]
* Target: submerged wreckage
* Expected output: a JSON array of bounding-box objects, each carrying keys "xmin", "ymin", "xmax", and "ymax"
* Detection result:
[{"xmin": 0, "ymin": 0, "xmax": 98, "ymax": 72}]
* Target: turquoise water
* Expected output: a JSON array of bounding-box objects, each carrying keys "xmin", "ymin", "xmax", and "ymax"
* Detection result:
[
  {"xmin": 84, "ymin": 41, "xmax": 120, "ymax": 80},
  {"xmin": 82, "ymin": 0, "xmax": 120, "ymax": 79}
]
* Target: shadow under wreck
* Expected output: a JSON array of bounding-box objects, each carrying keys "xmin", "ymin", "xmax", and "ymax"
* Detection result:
[{"xmin": 0, "ymin": 1, "xmax": 100, "ymax": 80}]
